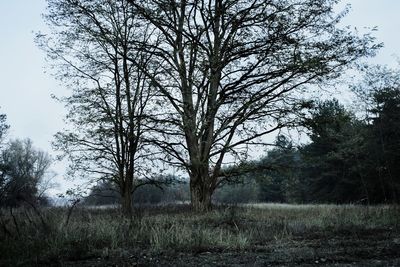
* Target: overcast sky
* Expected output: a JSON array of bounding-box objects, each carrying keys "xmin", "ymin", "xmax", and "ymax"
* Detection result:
[{"xmin": 0, "ymin": 0, "xmax": 400, "ymax": 195}]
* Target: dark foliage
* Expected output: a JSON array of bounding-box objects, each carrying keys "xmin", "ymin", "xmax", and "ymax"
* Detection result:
[
  {"xmin": 0, "ymin": 139, "xmax": 52, "ymax": 207},
  {"xmin": 216, "ymin": 92, "xmax": 400, "ymax": 204},
  {"xmin": 83, "ymin": 178, "xmax": 190, "ymax": 206}
]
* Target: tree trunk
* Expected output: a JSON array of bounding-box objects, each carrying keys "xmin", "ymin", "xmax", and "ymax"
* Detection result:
[
  {"xmin": 190, "ymin": 174, "xmax": 213, "ymax": 212},
  {"xmin": 121, "ymin": 182, "xmax": 133, "ymax": 216}
]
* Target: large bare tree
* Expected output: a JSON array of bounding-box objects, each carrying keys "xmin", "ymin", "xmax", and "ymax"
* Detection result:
[
  {"xmin": 39, "ymin": 0, "xmax": 159, "ymax": 214},
  {"xmin": 126, "ymin": 0, "xmax": 379, "ymax": 211}
]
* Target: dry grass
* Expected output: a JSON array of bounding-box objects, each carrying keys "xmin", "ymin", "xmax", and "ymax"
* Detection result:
[{"xmin": 0, "ymin": 203, "xmax": 399, "ymax": 266}]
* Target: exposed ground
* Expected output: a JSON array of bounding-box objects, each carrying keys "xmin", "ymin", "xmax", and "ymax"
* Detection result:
[{"xmin": 1, "ymin": 204, "xmax": 399, "ymax": 266}]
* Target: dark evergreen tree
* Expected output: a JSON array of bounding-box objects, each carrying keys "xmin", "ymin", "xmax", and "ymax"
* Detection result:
[
  {"xmin": 367, "ymin": 87, "xmax": 400, "ymax": 202},
  {"xmin": 353, "ymin": 65, "xmax": 400, "ymax": 203},
  {"xmin": 300, "ymin": 99, "xmax": 368, "ymax": 203}
]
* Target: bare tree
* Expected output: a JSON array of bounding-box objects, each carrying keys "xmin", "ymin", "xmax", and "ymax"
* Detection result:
[
  {"xmin": 126, "ymin": 0, "xmax": 380, "ymax": 211},
  {"xmin": 38, "ymin": 0, "xmax": 161, "ymax": 215}
]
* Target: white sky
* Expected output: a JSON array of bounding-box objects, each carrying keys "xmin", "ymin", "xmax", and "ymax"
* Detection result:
[{"xmin": 0, "ymin": 0, "xmax": 399, "ymax": 195}]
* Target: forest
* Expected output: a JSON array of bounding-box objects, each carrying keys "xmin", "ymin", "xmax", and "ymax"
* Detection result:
[{"xmin": 0, "ymin": 0, "xmax": 399, "ymax": 266}]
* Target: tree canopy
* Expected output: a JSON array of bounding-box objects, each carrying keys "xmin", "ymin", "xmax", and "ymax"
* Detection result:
[
  {"xmin": 38, "ymin": 0, "xmax": 165, "ymax": 214},
  {"xmin": 126, "ymin": 0, "xmax": 379, "ymax": 210}
]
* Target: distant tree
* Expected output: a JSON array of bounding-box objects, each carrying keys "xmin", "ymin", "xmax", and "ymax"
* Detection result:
[
  {"xmin": 213, "ymin": 179, "xmax": 259, "ymax": 204},
  {"xmin": 127, "ymin": 0, "xmax": 380, "ymax": 211},
  {"xmin": 258, "ymin": 136, "xmax": 302, "ymax": 203},
  {"xmin": 213, "ymin": 135, "xmax": 303, "ymax": 204},
  {"xmin": 162, "ymin": 182, "xmax": 190, "ymax": 203},
  {"xmin": 39, "ymin": 0, "xmax": 164, "ymax": 215},
  {"xmin": 84, "ymin": 176, "xmax": 190, "ymax": 205},
  {"xmin": 83, "ymin": 180, "xmax": 120, "ymax": 206},
  {"xmin": 133, "ymin": 185, "xmax": 164, "ymax": 204},
  {"xmin": 0, "ymin": 139, "xmax": 52, "ymax": 207},
  {"xmin": 0, "ymin": 109, "xmax": 9, "ymax": 148}
]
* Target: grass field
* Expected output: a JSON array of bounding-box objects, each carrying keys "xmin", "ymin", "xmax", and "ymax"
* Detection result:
[{"xmin": 1, "ymin": 203, "xmax": 399, "ymax": 266}]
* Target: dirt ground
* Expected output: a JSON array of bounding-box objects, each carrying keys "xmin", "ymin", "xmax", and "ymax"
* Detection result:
[{"xmin": 60, "ymin": 227, "xmax": 400, "ymax": 267}]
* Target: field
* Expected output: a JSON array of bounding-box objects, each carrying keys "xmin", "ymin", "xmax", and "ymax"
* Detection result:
[{"xmin": 1, "ymin": 203, "xmax": 399, "ymax": 266}]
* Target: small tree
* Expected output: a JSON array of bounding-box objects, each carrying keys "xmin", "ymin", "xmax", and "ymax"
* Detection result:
[
  {"xmin": 39, "ymin": 0, "xmax": 161, "ymax": 215},
  {"xmin": 0, "ymin": 139, "xmax": 52, "ymax": 207}
]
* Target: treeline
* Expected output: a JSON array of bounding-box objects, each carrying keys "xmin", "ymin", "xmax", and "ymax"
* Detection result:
[
  {"xmin": 83, "ymin": 179, "xmax": 190, "ymax": 206},
  {"xmin": 2, "ymin": 65, "xmax": 400, "ymax": 207}
]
